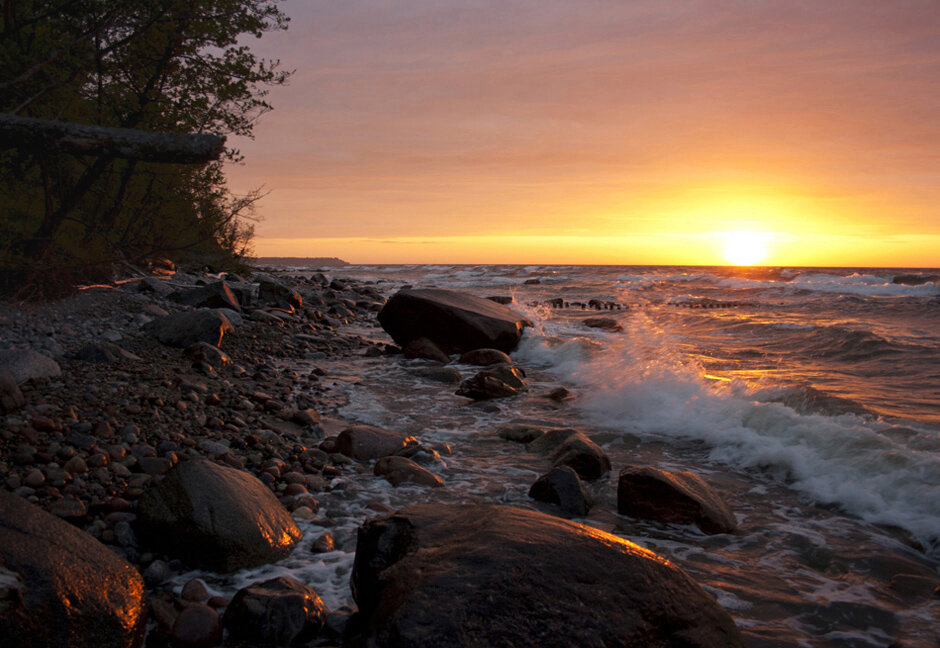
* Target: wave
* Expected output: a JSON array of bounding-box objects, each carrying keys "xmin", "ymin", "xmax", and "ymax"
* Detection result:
[
  {"xmin": 717, "ymin": 272, "xmax": 939, "ymax": 297},
  {"xmin": 514, "ymin": 323, "xmax": 940, "ymax": 554}
]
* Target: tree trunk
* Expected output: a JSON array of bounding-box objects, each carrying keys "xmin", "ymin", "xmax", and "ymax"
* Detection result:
[{"xmin": 0, "ymin": 113, "xmax": 225, "ymax": 163}]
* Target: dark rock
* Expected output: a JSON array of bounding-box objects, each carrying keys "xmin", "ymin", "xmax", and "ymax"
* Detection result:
[
  {"xmin": 183, "ymin": 342, "xmax": 230, "ymax": 367},
  {"xmin": 529, "ymin": 466, "xmax": 593, "ymax": 516},
  {"xmin": 168, "ymin": 281, "xmax": 240, "ymax": 311},
  {"xmin": 402, "ymin": 337, "xmax": 450, "ymax": 363},
  {"xmin": 455, "ymin": 363, "xmax": 527, "ymax": 400},
  {"xmin": 255, "ymin": 273, "xmax": 303, "ymax": 309},
  {"xmin": 374, "ymin": 456, "xmax": 444, "ymax": 488},
  {"xmin": 142, "ymin": 310, "xmax": 234, "ymax": 348},
  {"xmin": 0, "ymin": 491, "xmax": 147, "ymax": 648},
  {"xmin": 523, "ymin": 278, "xmax": 542, "ymax": 285},
  {"xmin": 350, "ymin": 503, "xmax": 744, "ymax": 648},
  {"xmin": 617, "ymin": 465, "xmax": 737, "ymax": 534},
  {"xmin": 377, "ymin": 288, "xmax": 528, "ymax": 354},
  {"xmin": 137, "ymin": 459, "xmax": 302, "ymax": 572},
  {"xmin": 223, "ymin": 577, "xmax": 328, "ymax": 646},
  {"xmin": 525, "ymin": 427, "xmax": 582, "ymax": 453},
  {"xmin": 71, "ymin": 341, "xmax": 141, "ymax": 363},
  {"xmin": 0, "ymin": 349, "xmax": 61, "ymax": 383},
  {"xmin": 0, "ymin": 369, "xmax": 25, "ymax": 413},
  {"xmin": 137, "ymin": 277, "xmax": 173, "ymax": 295},
  {"xmin": 170, "ymin": 604, "xmax": 221, "ymax": 647},
  {"xmin": 411, "ymin": 366, "xmax": 462, "ymax": 384},
  {"xmin": 549, "ymin": 431, "xmax": 611, "ymax": 480},
  {"xmin": 458, "ymin": 348, "xmax": 512, "ymax": 366},
  {"xmin": 486, "ymin": 295, "xmax": 513, "ymax": 305},
  {"xmin": 335, "ymin": 425, "xmax": 418, "ymax": 461},
  {"xmin": 583, "ymin": 317, "xmax": 623, "ymax": 332}
]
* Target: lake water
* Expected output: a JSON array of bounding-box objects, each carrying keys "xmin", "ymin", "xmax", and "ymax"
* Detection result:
[{"xmin": 193, "ymin": 264, "xmax": 940, "ymax": 647}]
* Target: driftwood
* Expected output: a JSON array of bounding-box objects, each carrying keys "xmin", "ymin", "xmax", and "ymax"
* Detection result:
[{"xmin": 0, "ymin": 113, "xmax": 225, "ymax": 163}]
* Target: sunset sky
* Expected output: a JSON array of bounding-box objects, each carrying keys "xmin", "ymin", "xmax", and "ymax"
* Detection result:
[{"xmin": 226, "ymin": 0, "xmax": 940, "ymax": 267}]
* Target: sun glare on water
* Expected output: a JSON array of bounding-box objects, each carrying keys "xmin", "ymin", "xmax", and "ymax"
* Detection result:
[{"xmin": 722, "ymin": 231, "xmax": 769, "ymax": 266}]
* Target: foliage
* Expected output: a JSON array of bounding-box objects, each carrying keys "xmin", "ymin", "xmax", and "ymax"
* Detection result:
[{"xmin": 0, "ymin": 0, "xmax": 290, "ymax": 297}]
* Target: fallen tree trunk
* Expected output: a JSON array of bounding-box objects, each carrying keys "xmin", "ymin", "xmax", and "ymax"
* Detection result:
[{"xmin": 0, "ymin": 113, "xmax": 225, "ymax": 163}]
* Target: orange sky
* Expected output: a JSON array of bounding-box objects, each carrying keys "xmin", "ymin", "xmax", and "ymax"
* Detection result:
[{"xmin": 226, "ymin": 1, "xmax": 940, "ymax": 267}]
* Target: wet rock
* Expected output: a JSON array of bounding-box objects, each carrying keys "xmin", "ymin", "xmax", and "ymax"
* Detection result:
[
  {"xmin": 0, "ymin": 349, "xmax": 61, "ymax": 383},
  {"xmin": 617, "ymin": 465, "xmax": 737, "ymax": 534},
  {"xmin": 142, "ymin": 310, "xmax": 234, "ymax": 348},
  {"xmin": 529, "ymin": 466, "xmax": 593, "ymax": 516},
  {"xmin": 137, "ymin": 459, "xmax": 302, "ymax": 572},
  {"xmin": 402, "ymin": 337, "xmax": 450, "ymax": 363},
  {"xmin": 458, "ymin": 348, "xmax": 513, "ymax": 366},
  {"xmin": 583, "ymin": 317, "xmax": 623, "ymax": 332},
  {"xmin": 335, "ymin": 425, "xmax": 418, "ymax": 461},
  {"xmin": 0, "ymin": 491, "xmax": 146, "ymax": 648},
  {"xmin": 455, "ymin": 363, "xmax": 527, "ymax": 400},
  {"xmin": 374, "ymin": 456, "xmax": 444, "ymax": 488},
  {"xmin": 378, "ymin": 288, "xmax": 528, "ymax": 354},
  {"xmin": 549, "ymin": 432, "xmax": 611, "ymax": 480},
  {"xmin": 168, "ymin": 281, "xmax": 240, "ymax": 312},
  {"xmin": 0, "ymin": 369, "xmax": 25, "ymax": 413},
  {"xmin": 170, "ymin": 604, "xmax": 222, "ymax": 647},
  {"xmin": 497, "ymin": 423, "xmax": 556, "ymax": 443},
  {"xmin": 350, "ymin": 503, "xmax": 744, "ymax": 648},
  {"xmin": 525, "ymin": 427, "xmax": 583, "ymax": 453},
  {"xmin": 312, "ymin": 533, "xmax": 335, "ymax": 553},
  {"xmin": 223, "ymin": 576, "xmax": 328, "ymax": 646}
]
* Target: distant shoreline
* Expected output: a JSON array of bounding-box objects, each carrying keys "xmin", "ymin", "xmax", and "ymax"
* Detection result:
[{"xmin": 253, "ymin": 256, "xmax": 349, "ymax": 267}]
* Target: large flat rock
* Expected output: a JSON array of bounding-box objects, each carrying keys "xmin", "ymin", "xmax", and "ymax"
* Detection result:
[
  {"xmin": 350, "ymin": 503, "xmax": 744, "ymax": 648},
  {"xmin": 0, "ymin": 349, "xmax": 61, "ymax": 383},
  {"xmin": 137, "ymin": 459, "xmax": 301, "ymax": 572},
  {"xmin": 377, "ymin": 289, "xmax": 528, "ymax": 354},
  {"xmin": 0, "ymin": 491, "xmax": 147, "ymax": 648}
]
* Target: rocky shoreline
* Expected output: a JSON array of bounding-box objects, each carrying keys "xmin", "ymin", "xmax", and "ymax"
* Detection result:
[{"xmin": 0, "ymin": 266, "xmax": 746, "ymax": 647}]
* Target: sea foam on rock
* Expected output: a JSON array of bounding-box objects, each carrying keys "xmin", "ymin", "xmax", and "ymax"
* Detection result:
[
  {"xmin": 137, "ymin": 459, "xmax": 302, "ymax": 572},
  {"xmin": 0, "ymin": 491, "xmax": 147, "ymax": 648},
  {"xmin": 349, "ymin": 503, "xmax": 744, "ymax": 648},
  {"xmin": 617, "ymin": 465, "xmax": 738, "ymax": 534},
  {"xmin": 377, "ymin": 288, "xmax": 528, "ymax": 354}
]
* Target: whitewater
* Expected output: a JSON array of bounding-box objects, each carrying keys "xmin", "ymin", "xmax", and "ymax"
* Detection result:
[{"xmin": 182, "ymin": 264, "xmax": 939, "ymax": 647}]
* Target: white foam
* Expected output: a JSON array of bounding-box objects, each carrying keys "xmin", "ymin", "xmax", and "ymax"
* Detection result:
[{"xmin": 515, "ymin": 319, "xmax": 940, "ymax": 553}]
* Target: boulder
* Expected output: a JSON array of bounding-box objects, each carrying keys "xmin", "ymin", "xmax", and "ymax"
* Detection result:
[
  {"xmin": 497, "ymin": 423, "xmax": 548, "ymax": 443},
  {"xmin": 0, "ymin": 491, "xmax": 147, "ymax": 648},
  {"xmin": 170, "ymin": 604, "xmax": 221, "ymax": 647},
  {"xmin": 411, "ymin": 366, "xmax": 462, "ymax": 384},
  {"xmin": 0, "ymin": 369, "xmax": 25, "ymax": 413},
  {"xmin": 525, "ymin": 427, "xmax": 583, "ymax": 453},
  {"xmin": 137, "ymin": 276, "xmax": 174, "ymax": 295},
  {"xmin": 168, "ymin": 281, "xmax": 240, "ymax": 311},
  {"xmin": 255, "ymin": 273, "xmax": 303, "ymax": 309},
  {"xmin": 549, "ymin": 431, "xmax": 611, "ymax": 480},
  {"xmin": 0, "ymin": 349, "xmax": 61, "ymax": 383},
  {"xmin": 529, "ymin": 466, "xmax": 593, "ymax": 516},
  {"xmin": 335, "ymin": 425, "xmax": 418, "ymax": 461},
  {"xmin": 583, "ymin": 317, "xmax": 623, "ymax": 332},
  {"xmin": 350, "ymin": 504, "xmax": 744, "ymax": 648},
  {"xmin": 137, "ymin": 459, "xmax": 302, "ymax": 572},
  {"xmin": 142, "ymin": 310, "xmax": 234, "ymax": 348},
  {"xmin": 377, "ymin": 288, "xmax": 528, "ymax": 354},
  {"xmin": 223, "ymin": 577, "xmax": 328, "ymax": 646},
  {"xmin": 183, "ymin": 342, "xmax": 231, "ymax": 367},
  {"xmin": 71, "ymin": 341, "xmax": 141, "ymax": 363},
  {"xmin": 402, "ymin": 337, "xmax": 450, "ymax": 363},
  {"xmin": 617, "ymin": 466, "xmax": 737, "ymax": 534},
  {"xmin": 458, "ymin": 348, "xmax": 513, "ymax": 366},
  {"xmin": 455, "ymin": 364, "xmax": 527, "ymax": 400},
  {"xmin": 374, "ymin": 456, "xmax": 444, "ymax": 488}
]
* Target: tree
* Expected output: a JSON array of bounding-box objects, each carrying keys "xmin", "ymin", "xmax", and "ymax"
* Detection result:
[{"xmin": 0, "ymin": 0, "xmax": 291, "ymax": 296}]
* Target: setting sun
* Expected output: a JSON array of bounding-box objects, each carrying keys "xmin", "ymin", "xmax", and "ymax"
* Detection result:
[{"xmin": 722, "ymin": 232, "xmax": 769, "ymax": 266}]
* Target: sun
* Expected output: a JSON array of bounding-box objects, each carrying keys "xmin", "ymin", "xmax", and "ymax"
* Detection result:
[{"xmin": 722, "ymin": 231, "xmax": 768, "ymax": 266}]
